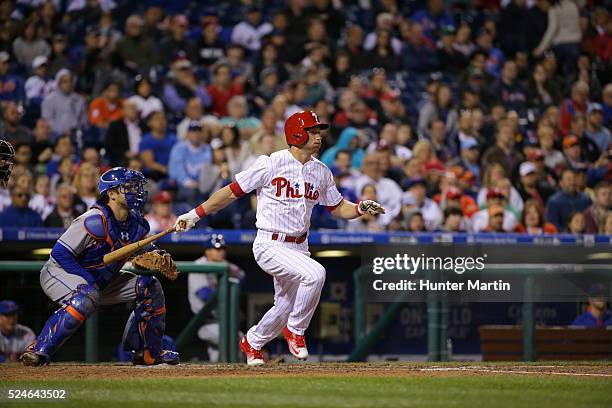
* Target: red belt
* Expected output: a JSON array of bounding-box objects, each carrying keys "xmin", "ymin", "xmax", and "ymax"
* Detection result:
[{"xmin": 271, "ymin": 232, "xmax": 308, "ymax": 244}]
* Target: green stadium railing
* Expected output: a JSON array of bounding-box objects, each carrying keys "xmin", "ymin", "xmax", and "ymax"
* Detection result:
[
  {"xmin": 349, "ymin": 264, "xmax": 612, "ymax": 362},
  {"xmin": 0, "ymin": 261, "xmax": 240, "ymax": 363}
]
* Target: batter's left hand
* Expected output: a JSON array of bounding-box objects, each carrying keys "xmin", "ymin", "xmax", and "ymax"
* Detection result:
[{"xmin": 358, "ymin": 200, "xmax": 386, "ymax": 216}]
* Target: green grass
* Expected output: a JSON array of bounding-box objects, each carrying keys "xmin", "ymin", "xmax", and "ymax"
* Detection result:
[{"xmin": 2, "ymin": 375, "xmax": 611, "ymax": 408}]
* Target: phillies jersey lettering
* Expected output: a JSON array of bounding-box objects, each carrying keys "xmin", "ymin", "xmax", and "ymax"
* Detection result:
[
  {"xmin": 271, "ymin": 177, "xmax": 320, "ymax": 201},
  {"xmin": 235, "ymin": 150, "xmax": 342, "ymax": 236}
]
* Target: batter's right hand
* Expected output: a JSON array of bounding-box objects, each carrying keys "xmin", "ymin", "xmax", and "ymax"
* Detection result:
[{"xmin": 174, "ymin": 209, "xmax": 200, "ymax": 232}]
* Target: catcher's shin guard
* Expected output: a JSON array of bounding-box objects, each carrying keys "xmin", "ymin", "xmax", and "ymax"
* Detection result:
[
  {"xmin": 23, "ymin": 284, "xmax": 99, "ymax": 365},
  {"xmin": 122, "ymin": 275, "xmax": 177, "ymax": 364}
]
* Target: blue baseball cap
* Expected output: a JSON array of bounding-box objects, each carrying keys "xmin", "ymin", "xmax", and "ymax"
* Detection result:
[{"xmin": 0, "ymin": 300, "xmax": 19, "ymax": 315}]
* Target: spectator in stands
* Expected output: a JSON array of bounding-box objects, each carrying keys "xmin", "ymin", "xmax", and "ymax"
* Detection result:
[
  {"xmin": 517, "ymin": 161, "xmax": 553, "ymax": 207},
  {"xmin": 72, "ymin": 162, "xmax": 99, "ymax": 208},
  {"xmin": 13, "ymin": 144, "xmax": 32, "ymax": 173},
  {"xmin": 601, "ymin": 212, "xmax": 612, "ymax": 235},
  {"xmin": 481, "ymin": 205, "xmax": 505, "ymax": 233},
  {"xmin": 400, "ymin": 22, "xmax": 438, "ymax": 73},
  {"xmin": 584, "ymin": 103, "xmax": 610, "ymax": 153},
  {"xmin": 50, "ymin": 156, "xmax": 74, "ymax": 194},
  {"xmin": 363, "ymin": 29, "xmax": 398, "ymax": 72},
  {"xmin": 474, "ymin": 26, "xmax": 504, "ymax": 79},
  {"xmin": 1, "ymin": 101, "xmax": 32, "ymax": 145},
  {"xmin": 220, "ymin": 125, "xmax": 250, "ymax": 175},
  {"xmin": 472, "ymin": 187, "xmax": 519, "ymax": 233},
  {"xmin": 527, "ymin": 63, "xmax": 560, "ymax": 113},
  {"xmin": 145, "ymin": 190, "xmax": 177, "ymax": 233},
  {"xmin": 47, "ymin": 33, "xmax": 70, "ymax": 77},
  {"xmin": 176, "ymin": 97, "xmax": 219, "ymax": 141},
  {"xmin": 494, "ymin": 60, "xmax": 528, "ymax": 115},
  {"xmin": 583, "ymin": 182, "xmax": 610, "ymax": 234},
  {"xmin": 31, "ymin": 118, "xmax": 53, "ymax": 168},
  {"xmin": 44, "ymin": 183, "xmax": 81, "ymax": 228},
  {"xmin": 567, "ymin": 211, "xmax": 586, "ymax": 234},
  {"xmin": 255, "ymin": 43, "xmax": 289, "ymax": 86},
  {"xmin": 560, "ymin": 81, "xmax": 589, "ymax": 136},
  {"xmin": 114, "ymin": 15, "xmax": 155, "ymax": 73},
  {"xmin": 533, "ymin": 0, "xmax": 581, "ymax": 76},
  {"xmin": 207, "ymin": 63, "xmax": 244, "ymax": 117},
  {"xmin": 231, "ymin": 6, "xmax": 273, "ymax": 53},
  {"xmin": 355, "ymin": 153, "xmax": 402, "ymax": 226},
  {"xmin": 0, "ymin": 184, "xmax": 43, "ymax": 227},
  {"xmin": 163, "ymin": 58, "xmax": 211, "ymax": 115},
  {"xmin": 0, "ymin": 300, "xmax": 35, "ymax": 363},
  {"xmin": 401, "ymin": 178, "xmax": 443, "ymax": 231},
  {"xmin": 78, "ymin": 147, "xmax": 109, "ymax": 174},
  {"xmin": 449, "ymin": 137, "xmax": 481, "ymax": 184},
  {"xmin": 340, "ymin": 25, "xmax": 368, "ymax": 72},
  {"xmin": 546, "ymin": 169, "xmax": 592, "ymax": 230},
  {"xmin": 572, "ymin": 284, "xmax": 611, "ymax": 328},
  {"xmin": 482, "ymin": 120, "xmax": 524, "ymax": 177},
  {"xmin": 139, "ymin": 111, "xmax": 176, "ymax": 181},
  {"xmin": 159, "ymin": 14, "xmax": 197, "ymax": 66},
  {"xmin": 88, "ymin": 81, "xmax": 123, "ymax": 129},
  {"xmin": 29, "ymin": 174, "xmax": 54, "ymax": 220},
  {"xmin": 320, "ymin": 127, "xmax": 366, "ymax": 170},
  {"xmin": 129, "ymin": 76, "xmax": 164, "ymax": 120},
  {"xmin": 41, "ymin": 69, "xmax": 87, "ymax": 137},
  {"xmin": 0, "ymin": 51, "xmax": 24, "ymax": 104},
  {"xmin": 516, "ymin": 199, "xmax": 558, "ymax": 234},
  {"xmin": 418, "ymin": 84, "xmax": 457, "ymax": 138},
  {"xmin": 218, "ymin": 44, "xmax": 253, "ymax": 86},
  {"xmin": 12, "ymin": 18, "xmax": 50, "ymax": 69},
  {"xmin": 168, "ymin": 121, "xmax": 211, "ymax": 205},
  {"xmin": 411, "ymin": 0, "xmax": 454, "ymax": 42},
  {"xmin": 364, "ymin": 13, "xmax": 401, "ymax": 55},
  {"xmin": 25, "ymin": 56, "xmax": 53, "ymax": 107},
  {"xmin": 437, "ymin": 26, "xmax": 466, "ymax": 75},
  {"xmin": 441, "ymin": 207, "xmax": 465, "ymax": 232},
  {"xmin": 197, "ymin": 19, "xmax": 225, "ymax": 68},
  {"xmin": 562, "ymin": 135, "xmax": 588, "ymax": 171},
  {"xmin": 220, "ymin": 96, "xmax": 261, "ymax": 135},
  {"xmin": 537, "ymin": 124, "xmax": 564, "ymax": 171},
  {"xmin": 105, "ymin": 98, "xmax": 141, "ymax": 167},
  {"xmin": 570, "ymin": 115, "xmax": 601, "ymax": 163}
]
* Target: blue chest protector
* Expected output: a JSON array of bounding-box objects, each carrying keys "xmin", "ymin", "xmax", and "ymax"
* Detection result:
[{"xmin": 79, "ymin": 203, "xmax": 150, "ymax": 288}]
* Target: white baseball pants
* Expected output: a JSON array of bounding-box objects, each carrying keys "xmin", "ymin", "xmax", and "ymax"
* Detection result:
[{"xmin": 246, "ymin": 230, "xmax": 326, "ymax": 350}]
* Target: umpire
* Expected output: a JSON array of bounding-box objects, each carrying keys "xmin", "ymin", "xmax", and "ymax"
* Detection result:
[{"xmin": 187, "ymin": 234, "xmax": 244, "ymax": 362}]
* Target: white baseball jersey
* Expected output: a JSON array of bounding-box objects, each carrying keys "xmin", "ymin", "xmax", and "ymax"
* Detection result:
[{"xmin": 235, "ymin": 150, "xmax": 343, "ymax": 236}]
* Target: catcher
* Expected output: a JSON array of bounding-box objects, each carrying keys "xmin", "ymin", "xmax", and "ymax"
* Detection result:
[{"xmin": 21, "ymin": 167, "xmax": 179, "ymax": 366}]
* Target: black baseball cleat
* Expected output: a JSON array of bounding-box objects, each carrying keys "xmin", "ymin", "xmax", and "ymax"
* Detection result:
[{"xmin": 20, "ymin": 350, "xmax": 50, "ymax": 366}]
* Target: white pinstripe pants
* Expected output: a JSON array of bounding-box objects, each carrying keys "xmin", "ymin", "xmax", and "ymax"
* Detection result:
[{"xmin": 246, "ymin": 232, "xmax": 326, "ymax": 350}]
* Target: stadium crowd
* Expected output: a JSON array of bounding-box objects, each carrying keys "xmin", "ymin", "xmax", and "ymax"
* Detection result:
[{"xmin": 0, "ymin": 0, "xmax": 610, "ymax": 234}]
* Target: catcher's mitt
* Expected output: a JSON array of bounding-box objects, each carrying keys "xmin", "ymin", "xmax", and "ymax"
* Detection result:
[{"xmin": 131, "ymin": 249, "xmax": 179, "ymax": 281}]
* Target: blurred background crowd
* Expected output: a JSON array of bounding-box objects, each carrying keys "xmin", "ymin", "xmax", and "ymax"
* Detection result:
[{"xmin": 0, "ymin": 0, "xmax": 610, "ymax": 235}]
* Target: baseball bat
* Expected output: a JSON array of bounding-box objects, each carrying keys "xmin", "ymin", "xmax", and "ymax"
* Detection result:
[{"xmin": 103, "ymin": 227, "xmax": 176, "ymax": 265}]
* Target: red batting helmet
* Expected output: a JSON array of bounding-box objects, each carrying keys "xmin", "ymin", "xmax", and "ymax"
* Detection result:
[{"xmin": 284, "ymin": 110, "xmax": 329, "ymax": 147}]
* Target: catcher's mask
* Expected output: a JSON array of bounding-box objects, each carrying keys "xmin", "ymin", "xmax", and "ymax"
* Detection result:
[
  {"xmin": 0, "ymin": 140, "xmax": 15, "ymax": 189},
  {"xmin": 99, "ymin": 167, "xmax": 148, "ymax": 213}
]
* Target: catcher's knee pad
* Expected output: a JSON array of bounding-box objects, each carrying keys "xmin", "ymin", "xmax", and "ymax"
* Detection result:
[
  {"xmin": 32, "ymin": 284, "xmax": 99, "ymax": 358},
  {"xmin": 123, "ymin": 275, "xmax": 166, "ymax": 360}
]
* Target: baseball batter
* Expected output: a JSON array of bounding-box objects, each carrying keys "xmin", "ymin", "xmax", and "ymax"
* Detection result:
[
  {"xmin": 21, "ymin": 167, "xmax": 179, "ymax": 366},
  {"xmin": 174, "ymin": 111, "xmax": 385, "ymax": 365}
]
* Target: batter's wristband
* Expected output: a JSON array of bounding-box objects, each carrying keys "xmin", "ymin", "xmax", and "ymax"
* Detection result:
[
  {"xmin": 195, "ymin": 205, "xmax": 207, "ymax": 218},
  {"xmin": 355, "ymin": 201, "xmax": 362, "ymax": 216}
]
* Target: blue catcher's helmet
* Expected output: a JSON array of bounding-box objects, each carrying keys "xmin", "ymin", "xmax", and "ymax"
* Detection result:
[
  {"xmin": 207, "ymin": 233, "xmax": 226, "ymax": 249},
  {"xmin": 98, "ymin": 167, "xmax": 148, "ymax": 213}
]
